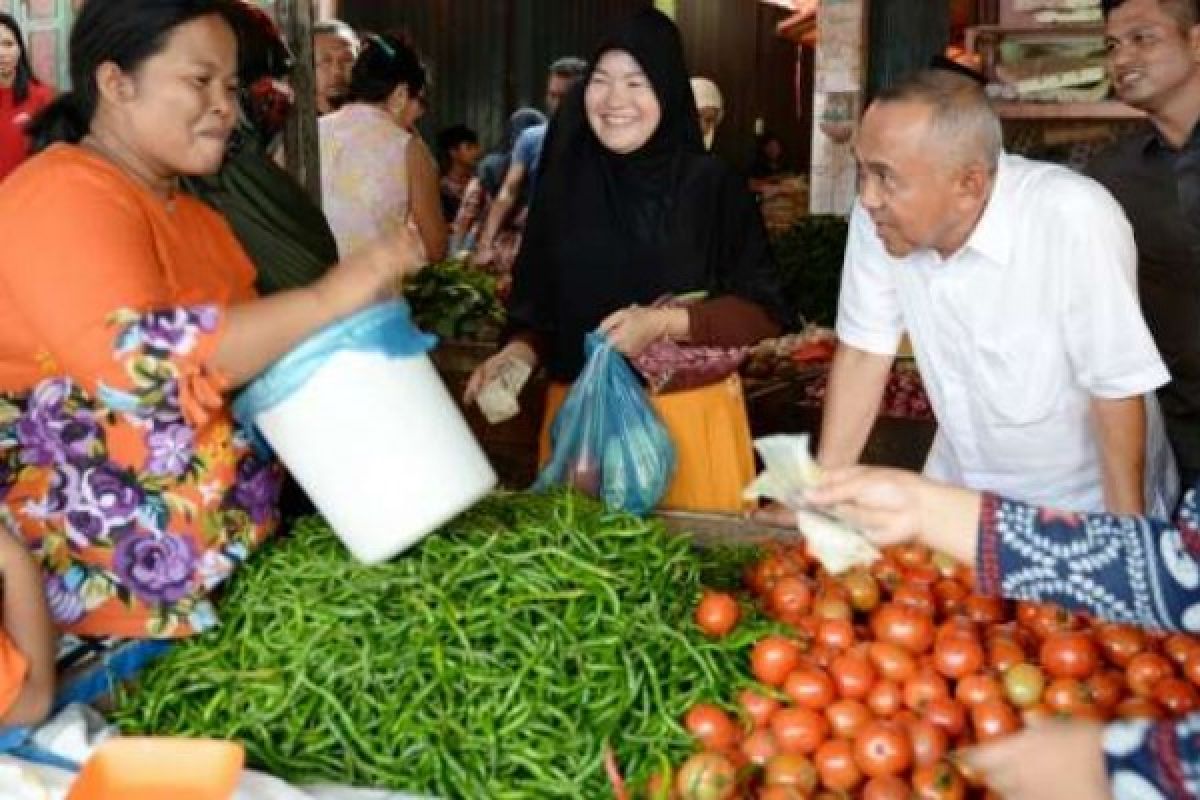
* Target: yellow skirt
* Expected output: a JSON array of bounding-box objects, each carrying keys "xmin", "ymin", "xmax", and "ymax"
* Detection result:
[{"xmin": 538, "ymin": 373, "xmax": 755, "ymax": 514}]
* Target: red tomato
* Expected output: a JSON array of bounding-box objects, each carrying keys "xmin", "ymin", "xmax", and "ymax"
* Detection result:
[
  {"xmin": 695, "ymin": 591, "xmax": 740, "ymax": 637},
  {"xmin": 738, "ymin": 689, "xmax": 780, "ymax": 730},
  {"xmin": 770, "ymin": 576, "xmax": 813, "ymax": 620},
  {"xmin": 826, "ymin": 698, "xmax": 872, "ymax": 740},
  {"xmin": 934, "ymin": 579, "xmax": 969, "ymax": 617},
  {"xmin": 963, "ymin": 595, "xmax": 1007, "ymax": 626},
  {"xmin": 1086, "ymin": 670, "xmax": 1124, "ymax": 712},
  {"xmin": 971, "ymin": 699, "xmax": 1021, "ymax": 742},
  {"xmin": 1116, "ymin": 696, "xmax": 1165, "ymax": 720},
  {"xmin": 866, "ymin": 679, "xmax": 904, "ymax": 718},
  {"xmin": 868, "ymin": 641, "xmax": 917, "ymax": 683},
  {"xmin": 954, "ymin": 674, "xmax": 1003, "ymax": 708},
  {"xmin": 893, "ymin": 543, "xmax": 931, "ymax": 569},
  {"xmin": 1185, "ymin": 651, "xmax": 1200, "ymax": 687},
  {"xmin": 757, "ymin": 787, "xmax": 805, "ymax": 800},
  {"xmin": 1154, "ymin": 677, "xmax": 1200, "ymax": 714},
  {"xmin": 1044, "ymin": 678, "xmax": 1092, "ymax": 716},
  {"xmin": 922, "ymin": 696, "xmax": 967, "ymax": 738},
  {"xmin": 784, "ymin": 667, "xmax": 836, "ymax": 710},
  {"xmin": 933, "ymin": 634, "xmax": 985, "ymax": 680},
  {"xmin": 872, "ymin": 604, "xmax": 936, "ymax": 655},
  {"xmin": 674, "ymin": 751, "xmax": 737, "ymax": 800},
  {"xmin": 1126, "ymin": 652, "xmax": 1175, "ymax": 698},
  {"xmin": 893, "ymin": 583, "xmax": 937, "ymax": 616},
  {"xmin": 987, "ymin": 635, "xmax": 1027, "ymax": 673},
  {"xmin": 817, "ymin": 618, "xmax": 857, "ymax": 651},
  {"xmin": 853, "ymin": 720, "xmax": 913, "ymax": 778},
  {"xmin": 1163, "ymin": 633, "xmax": 1200, "ymax": 666},
  {"xmin": 763, "ymin": 753, "xmax": 819, "ymax": 792},
  {"xmin": 770, "ymin": 708, "xmax": 829, "ymax": 756},
  {"xmin": 830, "ymin": 652, "xmax": 877, "ymax": 700},
  {"xmin": 747, "ymin": 554, "xmax": 789, "ymax": 597},
  {"xmin": 911, "ymin": 761, "xmax": 967, "ymax": 800},
  {"xmin": 906, "ymin": 718, "xmax": 949, "ymax": 768},
  {"xmin": 741, "ymin": 729, "xmax": 778, "ymax": 766},
  {"xmin": 903, "ymin": 667, "xmax": 950, "ymax": 712},
  {"xmin": 1040, "ymin": 632, "xmax": 1100, "ymax": 680},
  {"xmin": 814, "ymin": 739, "xmax": 862, "ymax": 792},
  {"xmin": 685, "ymin": 704, "xmax": 740, "ymax": 752},
  {"xmin": 1096, "ymin": 623, "xmax": 1147, "ymax": 668},
  {"xmin": 752, "ymin": 636, "xmax": 803, "ymax": 687},
  {"xmin": 863, "ymin": 775, "xmax": 911, "ymax": 800}
]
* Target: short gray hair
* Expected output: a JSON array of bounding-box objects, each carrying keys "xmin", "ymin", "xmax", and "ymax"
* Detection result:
[
  {"xmin": 874, "ymin": 69, "xmax": 1003, "ymax": 172},
  {"xmin": 314, "ymin": 19, "xmax": 359, "ymax": 48}
]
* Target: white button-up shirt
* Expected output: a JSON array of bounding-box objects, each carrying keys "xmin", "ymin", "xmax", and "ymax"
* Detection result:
[{"xmin": 837, "ymin": 153, "xmax": 1176, "ymax": 514}]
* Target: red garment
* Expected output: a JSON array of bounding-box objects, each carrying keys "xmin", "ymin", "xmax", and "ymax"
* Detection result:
[{"xmin": 0, "ymin": 82, "xmax": 52, "ymax": 182}]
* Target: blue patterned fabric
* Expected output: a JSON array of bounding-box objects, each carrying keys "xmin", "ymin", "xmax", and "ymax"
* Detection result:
[{"xmin": 978, "ymin": 487, "xmax": 1200, "ymax": 799}]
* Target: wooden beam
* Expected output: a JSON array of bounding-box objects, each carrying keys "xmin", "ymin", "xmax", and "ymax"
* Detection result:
[{"xmin": 280, "ymin": 0, "xmax": 322, "ymax": 206}]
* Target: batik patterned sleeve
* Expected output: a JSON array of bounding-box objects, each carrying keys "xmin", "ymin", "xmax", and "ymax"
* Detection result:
[
  {"xmin": 976, "ymin": 488, "xmax": 1200, "ymax": 633},
  {"xmin": 1103, "ymin": 717, "xmax": 1200, "ymax": 800}
]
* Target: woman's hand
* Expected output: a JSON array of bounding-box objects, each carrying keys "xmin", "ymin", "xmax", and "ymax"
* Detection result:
[
  {"xmin": 464, "ymin": 339, "xmax": 538, "ymax": 406},
  {"xmin": 598, "ymin": 306, "xmax": 685, "ymax": 358},
  {"xmin": 805, "ymin": 466, "xmax": 930, "ymax": 547},
  {"xmin": 959, "ymin": 720, "xmax": 1111, "ymax": 800},
  {"xmin": 806, "ymin": 466, "xmax": 983, "ymax": 566}
]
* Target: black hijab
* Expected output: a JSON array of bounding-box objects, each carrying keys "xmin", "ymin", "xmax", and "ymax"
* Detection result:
[{"xmin": 507, "ymin": 7, "xmax": 787, "ymax": 381}]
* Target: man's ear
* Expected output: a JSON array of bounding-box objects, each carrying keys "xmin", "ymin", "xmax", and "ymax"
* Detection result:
[
  {"xmin": 94, "ymin": 61, "xmax": 135, "ymax": 106},
  {"xmin": 955, "ymin": 161, "xmax": 992, "ymax": 206}
]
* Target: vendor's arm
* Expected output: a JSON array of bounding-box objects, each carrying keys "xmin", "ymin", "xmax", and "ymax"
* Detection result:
[
  {"xmin": 0, "ymin": 528, "xmax": 54, "ymax": 727},
  {"xmin": 0, "ymin": 162, "xmax": 424, "ymax": 423},
  {"xmin": 1093, "ymin": 395, "xmax": 1148, "ymax": 514},
  {"xmin": 818, "ymin": 202, "xmax": 904, "ymax": 468}
]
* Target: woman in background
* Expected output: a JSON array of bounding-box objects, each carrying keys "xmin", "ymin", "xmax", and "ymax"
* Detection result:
[
  {"xmin": 0, "ymin": 13, "xmax": 52, "ymax": 182},
  {"xmin": 319, "ymin": 32, "xmax": 446, "ymax": 263}
]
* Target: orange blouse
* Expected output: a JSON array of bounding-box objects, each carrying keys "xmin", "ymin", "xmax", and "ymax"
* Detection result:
[{"xmin": 0, "ymin": 145, "xmax": 281, "ymax": 638}]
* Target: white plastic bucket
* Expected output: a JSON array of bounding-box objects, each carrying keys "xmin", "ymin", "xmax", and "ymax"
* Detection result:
[{"xmin": 235, "ymin": 303, "xmax": 496, "ymax": 564}]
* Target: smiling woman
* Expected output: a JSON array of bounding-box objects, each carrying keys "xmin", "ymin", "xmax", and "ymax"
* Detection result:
[
  {"xmin": 466, "ymin": 8, "xmax": 790, "ymax": 513},
  {"xmin": 0, "ymin": 0, "xmax": 426, "ymax": 639}
]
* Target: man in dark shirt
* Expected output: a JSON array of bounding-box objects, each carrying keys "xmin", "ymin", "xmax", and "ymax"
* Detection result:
[{"xmin": 1088, "ymin": 0, "xmax": 1200, "ymax": 483}]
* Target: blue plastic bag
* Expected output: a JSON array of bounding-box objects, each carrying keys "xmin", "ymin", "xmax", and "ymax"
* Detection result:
[{"xmin": 534, "ymin": 332, "xmax": 675, "ymax": 514}]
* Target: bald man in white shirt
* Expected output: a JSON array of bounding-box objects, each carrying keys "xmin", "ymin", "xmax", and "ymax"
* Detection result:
[{"xmin": 820, "ymin": 69, "xmax": 1177, "ymax": 515}]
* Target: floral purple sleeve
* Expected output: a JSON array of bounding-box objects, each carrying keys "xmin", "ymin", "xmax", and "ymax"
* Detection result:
[
  {"xmin": 99, "ymin": 304, "xmax": 229, "ymax": 428},
  {"xmin": 975, "ymin": 487, "xmax": 1200, "ymax": 633},
  {"xmin": 1104, "ymin": 717, "xmax": 1200, "ymax": 800}
]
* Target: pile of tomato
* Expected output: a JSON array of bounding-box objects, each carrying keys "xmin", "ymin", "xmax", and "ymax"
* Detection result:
[{"xmin": 663, "ymin": 541, "xmax": 1200, "ymax": 800}]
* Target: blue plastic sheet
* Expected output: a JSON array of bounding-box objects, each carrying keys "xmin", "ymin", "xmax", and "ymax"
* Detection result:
[{"xmin": 534, "ymin": 333, "xmax": 675, "ymax": 515}]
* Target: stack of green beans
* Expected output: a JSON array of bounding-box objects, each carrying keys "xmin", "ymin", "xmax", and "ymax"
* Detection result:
[{"xmin": 111, "ymin": 491, "xmax": 771, "ymax": 798}]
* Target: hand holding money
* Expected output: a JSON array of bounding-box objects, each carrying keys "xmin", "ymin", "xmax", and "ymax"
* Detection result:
[{"xmin": 743, "ymin": 435, "xmax": 881, "ymax": 575}]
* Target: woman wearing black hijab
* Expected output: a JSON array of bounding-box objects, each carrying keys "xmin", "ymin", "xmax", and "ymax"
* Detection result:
[{"xmin": 467, "ymin": 8, "xmax": 788, "ymax": 513}]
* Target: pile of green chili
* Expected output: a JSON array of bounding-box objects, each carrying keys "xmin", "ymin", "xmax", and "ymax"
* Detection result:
[{"xmin": 111, "ymin": 491, "xmax": 770, "ymax": 798}]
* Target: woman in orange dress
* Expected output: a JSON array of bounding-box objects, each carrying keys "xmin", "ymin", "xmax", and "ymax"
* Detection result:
[{"xmin": 0, "ymin": 0, "xmax": 423, "ymax": 639}]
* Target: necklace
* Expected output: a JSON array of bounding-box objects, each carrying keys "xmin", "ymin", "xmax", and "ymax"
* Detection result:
[{"xmin": 81, "ymin": 133, "xmax": 180, "ymax": 211}]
